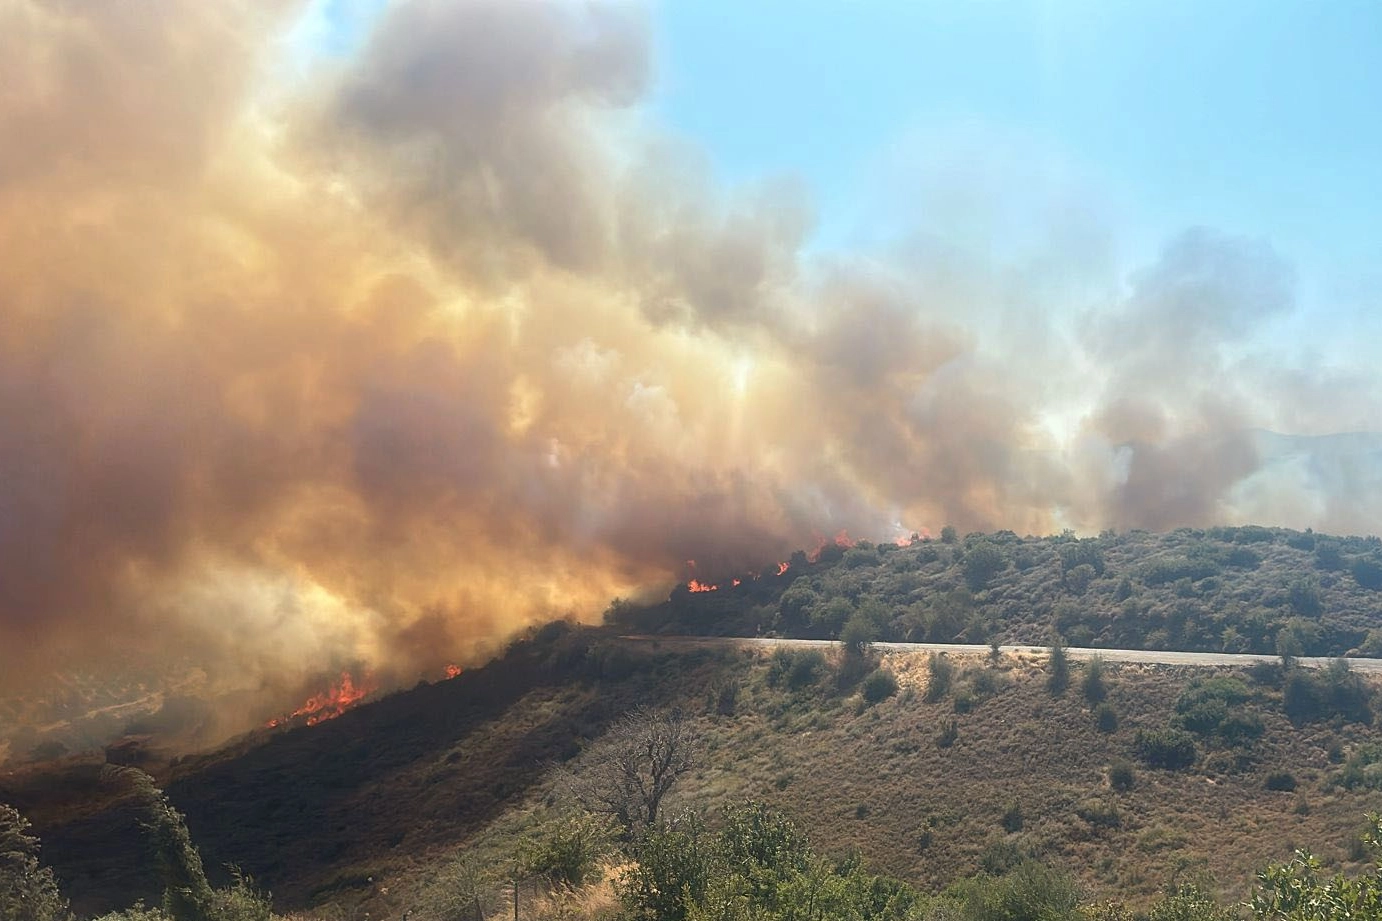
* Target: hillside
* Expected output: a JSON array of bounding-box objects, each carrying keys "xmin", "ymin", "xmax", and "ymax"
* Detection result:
[
  {"xmin": 8, "ymin": 622, "xmax": 1382, "ymax": 918},
  {"xmin": 614, "ymin": 525, "xmax": 1382, "ymax": 658}
]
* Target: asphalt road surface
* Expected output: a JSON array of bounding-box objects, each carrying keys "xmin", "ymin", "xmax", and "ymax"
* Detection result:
[{"xmin": 619, "ymin": 635, "xmax": 1382, "ymax": 675}]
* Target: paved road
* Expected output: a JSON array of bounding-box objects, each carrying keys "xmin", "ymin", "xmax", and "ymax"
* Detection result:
[{"xmin": 619, "ymin": 635, "xmax": 1382, "ymax": 675}]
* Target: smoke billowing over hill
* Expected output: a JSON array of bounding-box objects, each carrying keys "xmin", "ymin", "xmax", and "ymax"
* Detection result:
[{"xmin": 1, "ymin": 1, "xmax": 1379, "ymax": 714}]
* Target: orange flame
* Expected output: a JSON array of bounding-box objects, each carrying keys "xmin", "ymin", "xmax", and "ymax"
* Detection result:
[
  {"xmin": 687, "ymin": 579, "xmax": 718, "ymax": 593},
  {"xmin": 731, "ymin": 578, "xmax": 741, "ymax": 587},
  {"xmin": 808, "ymin": 529, "xmax": 855, "ymax": 562},
  {"xmin": 776, "ymin": 561, "xmax": 789, "ymax": 575},
  {"xmin": 266, "ymin": 671, "xmax": 376, "ymax": 728},
  {"xmin": 444, "ymin": 664, "xmax": 462, "ymax": 679}
]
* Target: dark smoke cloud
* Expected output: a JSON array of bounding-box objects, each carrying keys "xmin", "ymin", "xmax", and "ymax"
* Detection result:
[{"xmin": 1, "ymin": 0, "xmax": 1377, "ymax": 719}]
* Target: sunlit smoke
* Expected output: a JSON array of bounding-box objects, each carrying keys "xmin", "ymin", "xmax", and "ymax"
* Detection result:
[{"xmin": 1, "ymin": 0, "xmax": 1379, "ymax": 734}]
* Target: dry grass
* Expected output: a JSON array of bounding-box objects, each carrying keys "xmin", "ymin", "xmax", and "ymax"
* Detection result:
[{"xmin": 11, "ymin": 635, "xmax": 1382, "ymax": 916}]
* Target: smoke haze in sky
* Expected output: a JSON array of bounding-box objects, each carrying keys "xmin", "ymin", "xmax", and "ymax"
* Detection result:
[{"xmin": 1, "ymin": 0, "xmax": 1378, "ymax": 708}]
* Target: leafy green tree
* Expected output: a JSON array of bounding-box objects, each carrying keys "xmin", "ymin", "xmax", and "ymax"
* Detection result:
[
  {"xmin": 1, "ymin": 803, "xmax": 69, "ymax": 921},
  {"xmin": 620, "ymin": 813, "xmax": 716, "ymax": 921},
  {"xmin": 840, "ymin": 611, "xmax": 879, "ymax": 657},
  {"xmin": 1250, "ymin": 813, "xmax": 1382, "ymax": 919}
]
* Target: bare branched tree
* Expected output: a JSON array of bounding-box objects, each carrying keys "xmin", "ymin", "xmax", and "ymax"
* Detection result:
[{"xmin": 567, "ymin": 707, "xmax": 698, "ymax": 836}]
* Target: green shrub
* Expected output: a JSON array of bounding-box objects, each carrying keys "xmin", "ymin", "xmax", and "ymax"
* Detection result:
[
  {"xmin": 936, "ymin": 718, "xmax": 959, "ymax": 748},
  {"xmin": 861, "ymin": 668, "xmax": 899, "ymax": 704},
  {"xmin": 1109, "ymin": 760, "xmax": 1136, "ymax": 792},
  {"xmin": 1095, "ymin": 703, "xmax": 1119, "ymax": 734},
  {"xmin": 1000, "ymin": 801, "xmax": 1024, "ymax": 833},
  {"xmin": 516, "ymin": 812, "xmax": 613, "ymax": 888},
  {"xmin": 1076, "ymin": 798, "xmax": 1122, "ymax": 829},
  {"xmin": 964, "ymin": 542, "xmax": 1009, "ymax": 592},
  {"xmin": 1353, "ymin": 556, "xmax": 1382, "ymax": 591},
  {"xmin": 926, "ymin": 653, "xmax": 955, "ymax": 703},
  {"xmin": 1265, "ymin": 771, "xmax": 1298, "ymax": 792},
  {"xmin": 714, "ymin": 679, "xmax": 740, "ymax": 716},
  {"xmin": 1083, "ymin": 656, "xmax": 1108, "ymax": 704},
  {"xmin": 1135, "ymin": 728, "xmax": 1197, "ymax": 770},
  {"xmin": 1047, "ymin": 641, "xmax": 1070, "ymax": 695}
]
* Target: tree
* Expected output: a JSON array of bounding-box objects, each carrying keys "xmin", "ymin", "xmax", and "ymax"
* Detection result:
[
  {"xmin": 840, "ymin": 611, "xmax": 878, "ymax": 657},
  {"xmin": 963, "ymin": 542, "xmax": 1008, "ymax": 592},
  {"xmin": 1353, "ymin": 557, "xmax": 1382, "ymax": 592},
  {"xmin": 1250, "ymin": 813, "xmax": 1382, "ymax": 919},
  {"xmin": 0, "ymin": 803, "xmax": 69, "ymax": 921},
  {"xmin": 1083, "ymin": 655, "xmax": 1108, "ymax": 704},
  {"xmin": 620, "ymin": 813, "xmax": 716, "ymax": 921},
  {"xmin": 568, "ymin": 708, "xmax": 699, "ymax": 836},
  {"xmin": 1047, "ymin": 640, "xmax": 1070, "ymax": 695},
  {"xmin": 104, "ymin": 767, "xmax": 216, "ymax": 921}
]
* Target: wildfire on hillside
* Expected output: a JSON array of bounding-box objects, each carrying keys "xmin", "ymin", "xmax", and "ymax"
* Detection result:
[
  {"xmin": 808, "ymin": 529, "xmax": 856, "ymax": 562},
  {"xmin": 265, "ymin": 671, "xmax": 376, "ymax": 728}
]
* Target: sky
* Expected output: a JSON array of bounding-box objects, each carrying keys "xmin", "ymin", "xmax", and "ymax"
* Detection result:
[
  {"xmin": 2, "ymin": 0, "xmax": 1381, "ymax": 721},
  {"xmin": 648, "ymin": 1, "xmax": 1382, "ymax": 355}
]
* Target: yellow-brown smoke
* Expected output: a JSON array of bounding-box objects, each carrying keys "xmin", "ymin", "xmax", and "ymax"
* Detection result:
[{"xmin": 2, "ymin": 1, "xmax": 1378, "ymax": 709}]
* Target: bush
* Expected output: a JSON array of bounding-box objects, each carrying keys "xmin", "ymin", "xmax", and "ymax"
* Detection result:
[
  {"xmin": 1047, "ymin": 641, "xmax": 1070, "ymax": 695},
  {"xmin": 1076, "ymin": 798, "xmax": 1122, "ymax": 829},
  {"xmin": 935, "ymin": 718, "xmax": 959, "ymax": 748},
  {"xmin": 516, "ymin": 812, "xmax": 613, "ymax": 888},
  {"xmin": 861, "ymin": 668, "xmax": 899, "ymax": 704},
  {"xmin": 946, "ymin": 860, "xmax": 1080, "ymax": 921},
  {"xmin": 1000, "ymin": 801, "xmax": 1024, "ymax": 833},
  {"xmin": 1060, "ymin": 541, "xmax": 1106, "ymax": 576},
  {"xmin": 1135, "ymin": 728, "xmax": 1197, "ymax": 770},
  {"xmin": 1109, "ymin": 761, "xmax": 1136, "ymax": 792},
  {"xmin": 1353, "ymin": 556, "xmax": 1382, "ymax": 591},
  {"xmin": 1095, "ymin": 703, "xmax": 1119, "ymax": 734},
  {"xmin": 926, "ymin": 653, "xmax": 955, "ymax": 703},
  {"xmin": 1083, "ymin": 656, "xmax": 1108, "ymax": 704},
  {"xmin": 1265, "ymin": 771, "xmax": 1298, "ymax": 792},
  {"xmin": 964, "ymin": 542, "xmax": 1008, "ymax": 592},
  {"xmin": 714, "ymin": 679, "xmax": 740, "ymax": 716}
]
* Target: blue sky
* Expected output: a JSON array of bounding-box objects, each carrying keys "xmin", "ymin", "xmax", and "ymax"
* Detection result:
[
  {"xmin": 648, "ymin": 1, "xmax": 1382, "ymax": 346},
  {"xmin": 305, "ymin": 0, "xmax": 1381, "ymax": 359}
]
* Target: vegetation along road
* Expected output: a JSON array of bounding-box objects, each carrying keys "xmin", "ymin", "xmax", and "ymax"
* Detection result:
[{"xmin": 620, "ymin": 634, "xmax": 1382, "ymax": 673}]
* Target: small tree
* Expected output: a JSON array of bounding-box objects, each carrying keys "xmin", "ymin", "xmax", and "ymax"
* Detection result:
[
  {"xmin": 925, "ymin": 653, "xmax": 955, "ymax": 703},
  {"xmin": 1083, "ymin": 655, "xmax": 1108, "ymax": 704},
  {"xmin": 1047, "ymin": 640, "xmax": 1070, "ymax": 696},
  {"xmin": 568, "ymin": 708, "xmax": 698, "ymax": 836}
]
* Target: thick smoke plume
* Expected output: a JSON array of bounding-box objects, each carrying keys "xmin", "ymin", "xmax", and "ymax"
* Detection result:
[{"xmin": 1, "ymin": 1, "xmax": 1378, "ymax": 713}]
